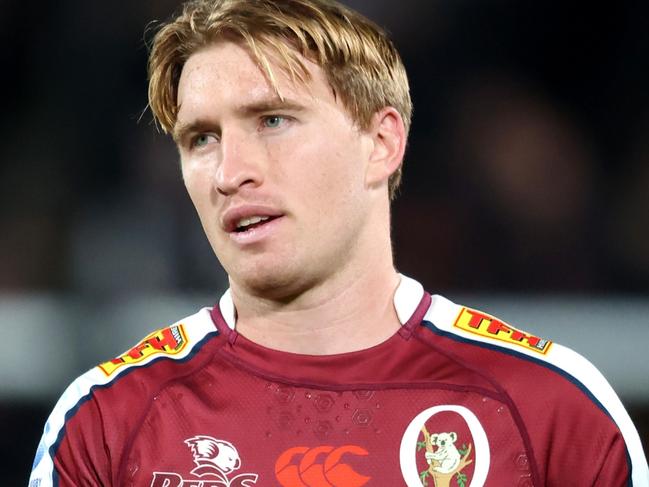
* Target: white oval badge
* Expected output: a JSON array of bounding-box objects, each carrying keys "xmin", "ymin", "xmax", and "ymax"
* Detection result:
[{"xmin": 400, "ymin": 405, "xmax": 490, "ymax": 487}]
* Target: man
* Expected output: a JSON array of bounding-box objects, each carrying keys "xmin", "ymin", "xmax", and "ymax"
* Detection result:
[{"xmin": 30, "ymin": 0, "xmax": 648, "ymax": 486}]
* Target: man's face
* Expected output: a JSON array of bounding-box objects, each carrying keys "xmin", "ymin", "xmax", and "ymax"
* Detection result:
[{"xmin": 175, "ymin": 41, "xmax": 377, "ymax": 297}]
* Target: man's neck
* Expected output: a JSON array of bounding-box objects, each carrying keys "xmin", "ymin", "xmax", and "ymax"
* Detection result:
[{"xmin": 229, "ymin": 263, "xmax": 402, "ymax": 355}]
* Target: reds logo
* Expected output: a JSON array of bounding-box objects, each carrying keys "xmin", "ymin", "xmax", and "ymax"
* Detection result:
[{"xmin": 150, "ymin": 436, "xmax": 258, "ymax": 487}]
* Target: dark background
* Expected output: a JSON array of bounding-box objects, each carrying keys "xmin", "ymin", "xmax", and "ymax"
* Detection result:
[{"xmin": 2, "ymin": 1, "xmax": 648, "ymax": 484}]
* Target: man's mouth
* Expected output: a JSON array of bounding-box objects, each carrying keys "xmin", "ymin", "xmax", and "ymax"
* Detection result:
[{"xmin": 234, "ymin": 215, "xmax": 278, "ymax": 233}]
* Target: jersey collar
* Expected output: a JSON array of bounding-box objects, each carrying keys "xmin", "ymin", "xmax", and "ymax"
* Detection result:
[{"xmin": 217, "ymin": 273, "xmax": 426, "ymax": 331}]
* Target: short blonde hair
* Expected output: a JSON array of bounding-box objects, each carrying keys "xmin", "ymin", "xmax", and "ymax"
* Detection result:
[{"xmin": 148, "ymin": 0, "xmax": 412, "ymax": 197}]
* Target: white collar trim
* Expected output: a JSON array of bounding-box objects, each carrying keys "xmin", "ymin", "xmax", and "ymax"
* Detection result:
[
  {"xmin": 217, "ymin": 273, "xmax": 425, "ymax": 331},
  {"xmin": 393, "ymin": 273, "xmax": 425, "ymax": 325},
  {"xmin": 218, "ymin": 288, "xmax": 237, "ymax": 330}
]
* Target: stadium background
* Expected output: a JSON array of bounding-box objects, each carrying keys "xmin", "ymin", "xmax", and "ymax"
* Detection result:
[{"xmin": 2, "ymin": 0, "xmax": 648, "ymax": 483}]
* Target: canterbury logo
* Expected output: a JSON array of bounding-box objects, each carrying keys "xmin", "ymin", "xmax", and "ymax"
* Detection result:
[{"xmin": 275, "ymin": 445, "xmax": 371, "ymax": 486}]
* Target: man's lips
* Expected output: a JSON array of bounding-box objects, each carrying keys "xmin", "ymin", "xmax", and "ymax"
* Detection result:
[{"xmin": 221, "ymin": 205, "xmax": 284, "ymax": 233}]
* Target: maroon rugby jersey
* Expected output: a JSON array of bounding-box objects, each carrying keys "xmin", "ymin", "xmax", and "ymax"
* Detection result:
[{"xmin": 30, "ymin": 276, "xmax": 649, "ymax": 486}]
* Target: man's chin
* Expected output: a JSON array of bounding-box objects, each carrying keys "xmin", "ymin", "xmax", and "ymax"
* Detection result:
[{"xmin": 229, "ymin": 265, "xmax": 320, "ymax": 303}]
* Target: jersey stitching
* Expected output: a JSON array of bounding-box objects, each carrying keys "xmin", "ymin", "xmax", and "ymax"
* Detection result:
[{"xmin": 214, "ymin": 344, "xmax": 505, "ymax": 398}]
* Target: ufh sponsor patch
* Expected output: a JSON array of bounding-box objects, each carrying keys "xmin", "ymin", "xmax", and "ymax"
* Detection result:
[
  {"xmin": 453, "ymin": 308, "xmax": 551, "ymax": 355},
  {"xmin": 98, "ymin": 324, "xmax": 188, "ymax": 376}
]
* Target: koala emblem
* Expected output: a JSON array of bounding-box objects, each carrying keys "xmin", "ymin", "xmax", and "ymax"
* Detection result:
[{"xmin": 425, "ymin": 431, "xmax": 461, "ymax": 474}]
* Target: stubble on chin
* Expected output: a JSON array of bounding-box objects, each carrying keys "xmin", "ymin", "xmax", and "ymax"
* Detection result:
[
  {"xmin": 226, "ymin": 256, "xmax": 299, "ymax": 299},
  {"xmin": 230, "ymin": 255, "xmax": 337, "ymax": 305}
]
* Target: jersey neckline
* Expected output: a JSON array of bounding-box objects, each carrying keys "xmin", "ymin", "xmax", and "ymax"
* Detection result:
[{"xmin": 208, "ymin": 275, "xmax": 433, "ymax": 386}]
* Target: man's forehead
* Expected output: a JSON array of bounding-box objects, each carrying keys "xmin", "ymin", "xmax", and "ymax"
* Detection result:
[
  {"xmin": 178, "ymin": 43, "xmax": 270, "ymax": 95},
  {"xmin": 177, "ymin": 40, "xmax": 329, "ymax": 109}
]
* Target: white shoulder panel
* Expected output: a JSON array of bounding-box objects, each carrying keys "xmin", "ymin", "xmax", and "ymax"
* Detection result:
[{"xmin": 29, "ymin": 307, "xmax": 217, "ymax": 487}]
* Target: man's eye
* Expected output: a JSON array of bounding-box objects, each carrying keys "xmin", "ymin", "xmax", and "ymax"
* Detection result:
[
  {"xmin": 262, "ymin": 115, "xmax": 286, "ymax": 129},
  {"xmin": 192, "ymin": 134, "xmax": 216, "ymax": 148}
]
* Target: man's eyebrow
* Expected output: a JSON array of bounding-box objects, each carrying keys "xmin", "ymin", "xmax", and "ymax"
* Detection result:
[
  {"xmin": 173, "ymin": 119, "xmax": 215, "ymax": 144},
  {"xmin": 235, "ymin": 98, "xmax": 306, "ymax": 116},
  {"xmin": 173, "ymin": 98, "xmax": 306, "ymax": 143}
]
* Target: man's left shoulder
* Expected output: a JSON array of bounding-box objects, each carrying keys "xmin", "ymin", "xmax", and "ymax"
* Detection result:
[
  {"xmin": 422, "ymin": 296, "xmax": 623, "ymax": 416},
  {"xmin": 420, "ymin": 295, "xmax": 613, "ymax": 400},
  {"xmin": 431, "ymin": 300, "xmax": 554, "ymax": 357},
  {"xmin": 418, "ymin": 294, "xmax": 649, "ymax": 485},
  {"xmin": 422, "ymin": 295, "xmax": 585, "ymax": 376}
]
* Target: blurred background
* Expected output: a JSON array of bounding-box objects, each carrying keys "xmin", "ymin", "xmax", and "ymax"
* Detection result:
[{"xmin": 1, "ymin": 0, "xmax": 648, "ymax": 483}]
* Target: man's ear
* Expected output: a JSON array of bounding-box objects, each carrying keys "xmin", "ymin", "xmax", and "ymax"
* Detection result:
[{"xmin": 365, "ymin": 107, "xmax": 406, "ymax": 190}]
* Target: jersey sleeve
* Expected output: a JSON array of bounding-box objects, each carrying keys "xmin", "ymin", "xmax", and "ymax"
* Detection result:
[
  {"xmin": 538, "ymin": 342, "xmax": 649, "ymax": 486},
  {"xmin": 593, "ymin": 430, "xmax": 641, "ymax": 487},
  {"xmin": 29, "ymin": 309, "xmax": 218, "ymax": 486},
  {"xmin": 29, "ymin": 371, "xmax": 113, "ymax": 486}
]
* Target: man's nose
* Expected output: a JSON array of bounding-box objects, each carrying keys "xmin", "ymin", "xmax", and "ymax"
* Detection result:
[{"xmin": 214, "ymin": 131, "xmax": 263, "ymax": 196}]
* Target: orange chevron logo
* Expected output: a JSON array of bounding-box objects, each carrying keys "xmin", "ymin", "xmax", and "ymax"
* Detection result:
[{"xmin": 275, "ymin": 445, "xmax": 371, "ymax": 487}]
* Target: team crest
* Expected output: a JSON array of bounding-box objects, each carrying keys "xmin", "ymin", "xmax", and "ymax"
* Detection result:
[
  {"xmin": 400, "ymin": 405, "xmax": 490, "ymax": 487},
  {"xmin": 150, "ymin": 436, "xmax": 259, "ymax": 486},
  {"xmin": 418, "ymin": 428, "xmax": 472, "ymax": 486}
]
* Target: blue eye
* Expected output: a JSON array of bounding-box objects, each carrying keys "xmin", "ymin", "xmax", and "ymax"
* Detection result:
[
  {"xmin": 192, "ymin": 134, "xmax": 216, "ymax": 148},
  {"xmin": 194, "ymin": 135, "xmax": 210, "ymax": 146},
  {"xmin": 263, "ymin": 116, "xmax": 284, "ymax": 128}
]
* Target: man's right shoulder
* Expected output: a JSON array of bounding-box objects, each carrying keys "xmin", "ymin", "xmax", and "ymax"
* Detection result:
[
  {"xmin": 29, "ymin": 308, "xmax": 222, "ymax": 486},
  {"xmin": 96, "ymin": 307, "xmax": 218, "ymax": 379},
  {"xmin": 42, "ymin": 307, "xmax": 221, "ymax": 432},
  {"xmin": 78, "ymin": 306, "xmax": 220, "ymax": 394}
]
